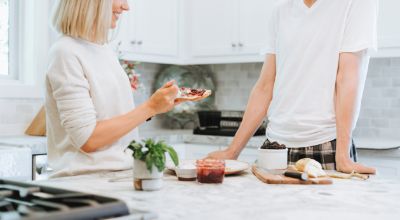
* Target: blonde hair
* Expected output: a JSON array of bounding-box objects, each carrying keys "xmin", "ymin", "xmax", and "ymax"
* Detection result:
[{"xmin": 52, "ymin": 0, "xmax": 112, "ymax": 44}]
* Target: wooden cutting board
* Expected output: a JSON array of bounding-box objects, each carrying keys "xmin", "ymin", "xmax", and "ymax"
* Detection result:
[
  {"xmin": 252, "ymin": 165, "xmax": 333, "ymax": 185},
  {"xmin": 25, "ymin": 106, "xmax": 46, "ymax": 136}
]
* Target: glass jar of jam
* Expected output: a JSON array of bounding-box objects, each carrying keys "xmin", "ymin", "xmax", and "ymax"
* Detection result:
[{"xmin": 196, "ymin": 159, "xmax": 225, "ymax": 184}]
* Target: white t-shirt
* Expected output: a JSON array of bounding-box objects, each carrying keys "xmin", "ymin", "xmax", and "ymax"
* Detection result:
[
  {"xmin": 45, "ymin": 36, "xmax": 139, "ymax": 177},
  {"xmin": 262, "ymin": 0, "xmax": 378, "ymax": 148}
]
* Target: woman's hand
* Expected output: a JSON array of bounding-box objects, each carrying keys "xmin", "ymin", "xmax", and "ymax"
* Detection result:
[
  {"xmin": 336, "ymin": 156, "xmax": 376, "ymax": 174},
  {"xmin": 146, "ymin": 80, "xmax": 179, "ymax": 115}
]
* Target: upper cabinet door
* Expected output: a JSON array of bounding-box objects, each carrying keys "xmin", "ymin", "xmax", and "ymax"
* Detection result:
[
  {"xmin": 377, "ymin": 0, "xmax": 400, "ymax": 56},
  {"xmin": 238, "ymin": 0, "xmax": 275, "ymax": 56},
  {"xmin": 131, "ymin": 0, "xmax": 178, "ymax": 56},
  {"xmin": 110, "ymin": 1, "xmax": 135, "ymax": 57},
  {"xmin": 189, "ymin": 0, "xmax": 237, "ymax": 57}
]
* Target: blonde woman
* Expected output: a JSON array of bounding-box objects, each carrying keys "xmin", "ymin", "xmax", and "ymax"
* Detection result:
[{"xmin": 46, "ymin": 0, "xmax": 180, "ymax": 177}]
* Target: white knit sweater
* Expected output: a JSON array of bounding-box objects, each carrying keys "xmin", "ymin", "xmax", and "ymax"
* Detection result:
[{"xmin": 45, "ymin": 36, "xmax": 138, "ymax": 178}]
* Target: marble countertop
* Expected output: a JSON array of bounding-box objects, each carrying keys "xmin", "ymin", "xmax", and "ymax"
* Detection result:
[
  {"xmin": 0, "ymin": 129, "xmax": 398, "ymax": 157},
  {"xmin": 140, "ymin": 129, "xmax": 266, "ymax": 148},
  {"xmin": 37, "ymin": 169, "xmax": 400, "ymax": 220},
  {"xmin": 140, "ymin": 129, "xmax": 400, "ymax": 150},
  {"xmin": 0, "ymin": 135, "xmax": 47, "ymax": 155}
]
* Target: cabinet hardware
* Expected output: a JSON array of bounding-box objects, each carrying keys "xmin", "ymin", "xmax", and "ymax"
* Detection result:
[
  {"xmin": 232, "ymin": 43, "xmax": 237, "ymax": 48},
  {"xmin": 138, "ymin": 41, "xmax": 143, "ymax": 45},
  {"xmin": 238, "ymin": 42, "xmax": 244, "ymax": 47},
  {"xmin": 130, "ymin": 40, "xmax": 136, "ymax": 45}
]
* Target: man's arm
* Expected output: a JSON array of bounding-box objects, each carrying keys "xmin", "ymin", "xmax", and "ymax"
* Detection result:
[
  {"xmin": 207, "ymin": 54, "xmax": 276, "ymax": 159},
  {"xmin": 335, "ymin": 52, "xmax": 376, "ymax": 174}
]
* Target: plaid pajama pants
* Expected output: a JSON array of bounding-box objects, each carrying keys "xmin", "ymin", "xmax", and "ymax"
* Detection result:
[{"xmin": 262, "ymin": 139, "xmax": 358, "ymax": 170}]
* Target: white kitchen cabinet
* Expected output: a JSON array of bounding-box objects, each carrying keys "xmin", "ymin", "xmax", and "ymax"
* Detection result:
[
  {"xmin": 117, "ymin": 0, "xmax": 273, "ymax": 64},
  {"xmin": 189, "ymin": 0, "xmax": 237, "ymax": 57},
  {"xmin": 188, "ymin": 0, "xmax": 273, "ymax": 59},
  {"xmin": 237, "ymin": 0, "xmax": 274, "ymax": 56},
  {"xmin": 118, "ymin": 0, "xmax": 178, "ymax": 61},
  {"xmin": 373, "ymin": 0, "xmax": 400, "ymax": 57},
  {"xmin": 110, "ymin": 10, "xmax": 131, "ymax": 57},
  {"xmin": 115, "ymin": 0, "xmax": 400, "ymax": 65}
]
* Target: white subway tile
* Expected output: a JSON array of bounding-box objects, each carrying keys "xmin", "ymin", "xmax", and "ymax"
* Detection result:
[
  {"xmin": 366, "ymin": 66, "xmax": 383, "ymax": 77},
  {"xmin": 359, "ymin": 108, "xmax": 382, "ymax": 118},
  {"xmin": 382, "ymin": 66, "xmax": 400, "ymax": 77},
  {"xmin": 370, "ymin": 58, "xmax": 391, "ymax": 67},
  {"xmin": 381, "ymin": 109, "xmax": 400, "ymax": 118},
  {"xmin": 391, "ymin": 58, "xmax": 400, "ymax": 67},
  {"xmin": 371, "ymin": 78, "xmax": 391, "ymax": 87},
  {"xmin": 371, "ymin": 119, "xmax": 390, "ymax": 128},
  {"xmin": 362, "ymin": 88, "xmax": 382, "ymax": 98},
  {"xmin": 353, "ymin": 128, "xmax": 381, "ymax": 137},
  {"xmin": 381, "ymin": 88, "xmax": 400, "ymax": 98},
  {"xmin": 393, "ymin": 78, "xmax": 400, "ymax": 87},
  {"xmin": 389, "ymin": 119, "xmax": 400, "ymax": 128},
  {"xmin": 391, "ymin": 99, "xmax": 400, "ymax": 108},
  {"xmin": 362, "ymin": 98, "xmax": 391, "ymax": 108},
  {"xmin": 356, "ymin": 118, "xmax": 371, "ymax": 127}
]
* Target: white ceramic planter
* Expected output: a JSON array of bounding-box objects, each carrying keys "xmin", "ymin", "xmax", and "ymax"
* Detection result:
[
  {"xmin": 133, "ymin": 159, "xmax": 163, "ymax": 191},
  {"xmin": 257, "ymin": 148, "xmax": 288, "ymax": 170}
]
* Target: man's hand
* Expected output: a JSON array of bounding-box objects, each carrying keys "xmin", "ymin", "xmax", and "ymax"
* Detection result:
[
  {"xmin": 336, "ymin": 157, "xmax": 376, "ymax": 174},
  {"xmin": 206, "ymin": 149, "xmax": 237, "ymax": 160}
]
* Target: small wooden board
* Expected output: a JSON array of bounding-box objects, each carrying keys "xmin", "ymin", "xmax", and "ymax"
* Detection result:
[
  {"xmin": 25, "ymin": 106, "xmax": 46, "ymax": 136},
  {"xmin": 252, "ymin": 165, "xmax": 332, "ymax": 185}
]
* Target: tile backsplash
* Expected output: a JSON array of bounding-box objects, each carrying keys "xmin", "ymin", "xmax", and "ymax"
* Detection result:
[
  {"xmin": 1, "ymin": 58, "xmax": 399, "ymax": 142},
  {"xmin": 353, "ymin": 58, "xmax": 400, "ymax": 140}
]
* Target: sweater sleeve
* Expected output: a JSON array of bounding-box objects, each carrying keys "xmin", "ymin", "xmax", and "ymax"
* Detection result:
[{"xmin": 46, "ymin": 47, "xmax": 97, "ymax": 149}]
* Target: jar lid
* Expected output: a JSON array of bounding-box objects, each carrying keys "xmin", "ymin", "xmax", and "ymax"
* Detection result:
[{"xmin": 196, "ymin": 159, "xmax": 225, "ymax": 167}]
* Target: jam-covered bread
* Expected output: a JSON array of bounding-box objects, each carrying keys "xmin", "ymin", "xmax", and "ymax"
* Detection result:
[{"xmin": 176, "ymin": 87, "xmax": 212, "ymax": 101}]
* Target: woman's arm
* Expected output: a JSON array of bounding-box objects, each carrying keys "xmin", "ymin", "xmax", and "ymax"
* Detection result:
[
  {"xmin": 207, "ymin": 54, "xmax": 276, "ymax": 159},
  {"xmin": 81, "ymin": 81, "xmax": 178, "ymax": 153},
  {"xmin": 335, "ymin": 52, "xmax": 376, "ymax": 174}
]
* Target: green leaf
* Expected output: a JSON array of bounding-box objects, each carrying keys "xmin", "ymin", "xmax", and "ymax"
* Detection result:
[
  {"xmin": 163, "ymin": 145, "xmax": 179, "ymax": 166},
  {"xmin": 145, "ymin": 154, "xmax": 153, "ymax": 173},
  {"xmin": 128, "ymin": 138, "xmax": 180, "ymax": 172}
]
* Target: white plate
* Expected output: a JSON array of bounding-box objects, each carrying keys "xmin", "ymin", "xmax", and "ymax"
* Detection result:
[{"xmin": 166, "ymin": 159, "xmax": 249, "ymax": 175}]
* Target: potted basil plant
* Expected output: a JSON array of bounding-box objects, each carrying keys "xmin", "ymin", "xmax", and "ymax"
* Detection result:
[{"xmin": 127, "ymin": 139, "xmax": 179, "ymax": 191}]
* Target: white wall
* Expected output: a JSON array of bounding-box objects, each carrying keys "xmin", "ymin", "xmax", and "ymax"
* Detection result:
[{"xmin": 0, "ymin": 0, "xmax": 52, "ymax": 135}]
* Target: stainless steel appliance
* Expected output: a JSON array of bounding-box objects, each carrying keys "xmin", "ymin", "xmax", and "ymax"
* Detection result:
[
  {"xmin": 0, "ymin": 179, "xmax": 132, "ymax": 220},
  {"xmin": 193, "ymin": 111, "xmax": 266, "ymax": 136}
]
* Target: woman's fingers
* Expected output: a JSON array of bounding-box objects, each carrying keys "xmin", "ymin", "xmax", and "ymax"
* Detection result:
[
  {"xmin": 162, "ymin": 80, "xmax": 176, "ymax": 88},
  {"xmin": 165, "ymin": 84, "xmax": 179, "ymax": 97}
]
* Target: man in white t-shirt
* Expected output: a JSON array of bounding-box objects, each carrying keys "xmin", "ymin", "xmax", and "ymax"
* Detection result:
[{"xmin": 208, "ymin": 0, "xmax": 377, "ymax": 174}]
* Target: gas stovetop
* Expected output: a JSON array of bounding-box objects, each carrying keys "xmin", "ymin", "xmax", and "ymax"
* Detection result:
[{"xmin": 0, "ymin": 179, "xmax": 130, "ymax": 220}]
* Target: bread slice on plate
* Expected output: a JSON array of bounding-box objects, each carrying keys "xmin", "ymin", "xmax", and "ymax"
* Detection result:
[{"xmin": 175, "ymin": 87, "xmax": 212, "ymax": 101}]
